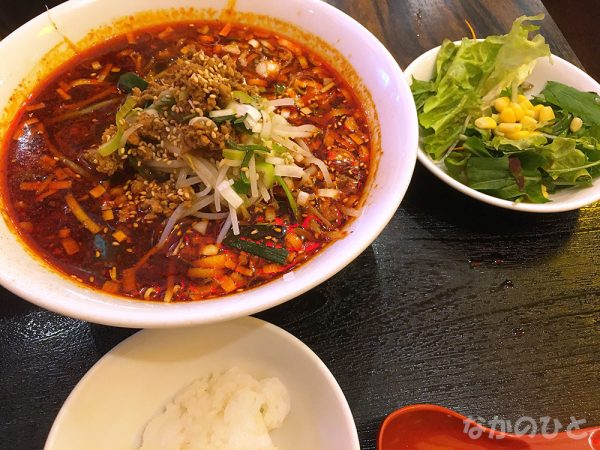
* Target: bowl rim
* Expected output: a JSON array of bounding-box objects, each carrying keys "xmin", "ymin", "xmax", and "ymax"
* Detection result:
[
  {"xmin": 0, "ymin": 0, "xmax": 418, "ymax": 327},
  {"xmin": 405, "ymin": 43, "xmax": 600, "ymax": 213}
]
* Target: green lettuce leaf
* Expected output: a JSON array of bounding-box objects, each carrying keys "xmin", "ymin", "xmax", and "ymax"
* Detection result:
[
  {"xmin": 481, "ymin": 14, "xmax": 550, "ymax": 104},
  {"xmin": 413, "ymin": 15, "xmax": 550, "ymax": 161},
  {"xmin": 538, "ymin": 81, "xmax": 600, "ymax": 125}
]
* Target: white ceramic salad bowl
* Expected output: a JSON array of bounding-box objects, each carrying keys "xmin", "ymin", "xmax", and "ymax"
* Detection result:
[
  {"xmin": 0, "ymin": 0, "xmax": 418, "ymax": 327},
  {"xmin": 405, "ymin": 44, "xmax": 600, "ymax": 213}
]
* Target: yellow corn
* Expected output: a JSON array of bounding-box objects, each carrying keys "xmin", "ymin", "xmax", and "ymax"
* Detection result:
[
  {"xmin": 520, "ymin": 115, "xmax": 538, "ymax": 131},
  {"xmin": 499, "ymin": 108, "xmax": 517, "ymax": 123},
  {"xmin": 497, "ymin": 122, "xmax": 523, "ymax": 134},
  {"xmin": 538, "ymin": 106, "xmax": 556, "ymax": 122},
  {"xmin": 517, "ymin": 95, "xmax": 535, "ymax": 110},
  {"xmin": 570, "ymin": 117, "xmax": 583, "ymax": 132},
  {"xmin": 511, "ymin": 102, "xmax": 525, "ymax": 121},
  {"xmin": 541, "ymin": 184, "xmax": 549, "ymax": 199},
  {"xmin": 523, "ymin": 108, "xmax": 536, "ymax": 118},
  {"xmin": 494, "ymin": 96, "xmax": 511, "ymax": 112},
  {"xmin": 504, "ymin": 130, "xmax": 531, "ymax": 140},
  {"xmin": 532, "ymin": 104, "xmax": 545, "ymax": 120},
  {"xmin": 474, "ymin": 116, "xmax": 497, "ymax": 129}
]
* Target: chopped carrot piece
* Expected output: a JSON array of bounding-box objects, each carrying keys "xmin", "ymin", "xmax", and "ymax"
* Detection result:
[
  {"xmin": 65, "ymin": 193, "xmax": 102, "ymax": 234},
  {"xmin": 19, "ymin": 181, "xmax": 43, "ymax": 191},
  {"xmin": 102, "ymin": 280, "xmax": 121, "ymax": 294},
  {"xmin": 229, "ymin": 272, "xmax": 248, "ymax": 288},
  {"xmin": 188, "ymin": 267, "xmax": 225, "ymax": 278},
  {"xmin": 56, "ymin": 88, "xmax": 72, "ymax": 100},
  {"xmin": 102, "ymin": 209, "xmax": 114, "ymax": 221},
  {"xmin": 70, "ymin": 78, "xmax": 102, "ymax": 89},
  {"xmin": 320, "ymin": 82, "xmax": 336, "ymax": 93},
  {"xmin": 40, "ymin": 155, "xmax": 57, "ymax": 171},
  {"xmin": 235, "ymin": 266, "xmax": 254, "ymax": 277},
  {"xmin": 298, "ymin": 55, "xmax": 309, "ymax": 69},
  {"xmin": 262, "ymin": 264, "xmax": 285, "ymax": 274},
  {"xmin": 219, "ymin": 23, "xmax": 232, "ymax": 37},
  {"xmin": 247, "ymin": 78, "xmax": 268, "ymax": 87},
  {"xmin": 198, "ymin": 35, "xmax": 214, "ymax": 44},
  {"xmin": 158, "ymin": 27, "xmax": 174, "ymax": 39},
  {"xmin": 112, "ymin": 230, "xmax": 127, "ymax": 242},
  {"xmin": 122, "ymin": 268, "xmax": 137, "ymax": 292},
  {"xmin": 36, "ymin": 189, "xmax": 58, "ymax": 201},
  {"xmin": 214, "ymin": 274, "xmax": 236, "ymax": 293},
  {"xmin": 344, "ymin": 116, "xmax": 359, "ymax": 131},
  {"xmin": 58, "ymin": 228, "xmax": 71, "ymax": 238},
  {"xmin": 96, "ymin": 63, "xmax": 113, "ymax": 82},
  {"xmin": 49, "ymin": 180, "xmax": 72, "ymax": 190},
  {"xmin": 194, "ymin": 254, "xmax": 228, "ymax": 269},
  {"xmin": 61, "ymin": 238, "xmax": 80, "ymax": 255},
  {"xmin": 53, "ymin": 168, "xmax": 69, "ymax": 180},
  {"xmin": 19, "ymin": 222, "xmax": 33, "ymax": 233},
  {"xmin": 35, "ymin": 177, "xmax": 53, "ymax": 194},
  {"xmin": 277, "ymin": 38, "xmax": 302, "ymax": 55},
  {"xmin": 349, "ymin": 133, "xmax": 364, "ymax": 145},
  {"xmin": 25, "ymin": 102, "xmax": 46, "ymax": 112},
  {"xmin": 89, "ymin": 184, "xmax": 106, "ymax": 198},
  {"xmin": 285, "ymin": 232, "xmax": 303, "ymax": 251}
]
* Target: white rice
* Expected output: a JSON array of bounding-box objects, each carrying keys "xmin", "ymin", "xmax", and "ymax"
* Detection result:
[{"xmin": 139, "ymin": 367, "xmax": 290, "ymax": 450}]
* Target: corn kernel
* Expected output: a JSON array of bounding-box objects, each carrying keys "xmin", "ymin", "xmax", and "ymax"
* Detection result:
[
  {"xmin": 499, "ymin": 108, "xmax": 517, "ymax": 123},
  {"xmin": 541, "ymin": 184, "xmax": 548, "ymax": 198},
  {"xmin": 497, "ymin": 122, "xmax": 523, "ymax": 134},
  {"xmin": 520, "ymin": 116, "xmax": 538, "ymax": 131},
  {"xmin": 517, "ymin": 94, "xmax": 528, "ymax": 103},
  {"xmin": 504, "ymin": 130, "xmax": 531, "ymax": 140},
  {"xmin": 519, "ymin": 98, "xmax": 535, "ymax": 111},
  {"xmin": 511, "ymin": 102, "xmax": 525, "ymax": 121},
  {"xmin": 570, "ymin": 117, "xmax": 583, "ymax": 132},
  {"xmin": 523, "ymin": 108, "xmax": 536, "ymax": 118},
  {"xmin": 493, "ymin": 96, "xmax": 511, "ymax": 112},
  {"xmin": 538, "ymin": 106, "xmax": 556, "ymax": 122},
  {"xmin": 533, "ymin": 104, "xmax": 545, "ymax": 120},
  {"xmin": 474, "ymin": 116, "xmax": 497, "ymax": 129}
]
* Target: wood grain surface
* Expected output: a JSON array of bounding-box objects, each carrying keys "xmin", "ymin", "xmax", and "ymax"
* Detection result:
[{"xmin": 1, "ymin": 1, "xmax": 599, "ymax": 449}]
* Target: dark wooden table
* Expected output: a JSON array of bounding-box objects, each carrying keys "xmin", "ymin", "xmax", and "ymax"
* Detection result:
[{"xmin": 1, "ymin": 1, "xmax": 599, "ymax": 449}]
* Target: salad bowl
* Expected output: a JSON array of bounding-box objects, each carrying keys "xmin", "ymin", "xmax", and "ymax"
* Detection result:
[{"xmin": 405, "ymin": 44, "xmax": 600, "ymax": 213}]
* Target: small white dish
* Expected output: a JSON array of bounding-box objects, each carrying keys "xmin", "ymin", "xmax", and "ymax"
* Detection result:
[
  {"xmin": 404, "ymin": 44, "xmax": 600, "ymax": 213},
  {"xmin": 44, "ymin": 316, "xmax": 360, "ymax": 450}
]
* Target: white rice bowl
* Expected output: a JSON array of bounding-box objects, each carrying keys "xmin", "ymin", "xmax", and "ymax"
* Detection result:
[{"xmin": 139, "ymin": 367, "xmax": 290, "ymax": 450}]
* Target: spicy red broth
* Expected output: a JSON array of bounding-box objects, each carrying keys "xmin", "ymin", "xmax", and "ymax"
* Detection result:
[{"xmin": 2, "ymin": 21, "xmax": 372, "ymax": 302}]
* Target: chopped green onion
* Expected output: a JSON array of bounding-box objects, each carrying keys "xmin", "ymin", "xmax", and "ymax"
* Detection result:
[
  {"xmin": 117, "ymin": 72, "xmax": 148, "ymax": 93},
  {"xmin": 275, "ymin": 175, "xmax": 299, "ymax": 220},
  {"xmin": 256, "ymin": 161, "xmax": 275, "ymax": 188},
  {"xmin": 226, "ymin": 141, "xmax": 270, "ymax": 153},
  {"xmin": 239, "ymin": 149, "xmax": 255, "ymax": 184},
  {"xmin": 224, "ymin": 235, "xmax": 289, "ymax": 264},
  {"xmin": 222, "ymin": 148, "xmax": 246, "ymax": 160},
  {"xmin": 212, "ymin": 114, "xmax": 236, "ymax": 123},
  {"xmin": 98, "ymin": 96, "xmax": 138, "ymax": 156},
  {"xmin": 98, "ymin": 131, "xmax": 124, "ymax": 156},
  {"xmin": 232, "ymin": 90, "xmax": 256, "ymax": 104},
  {"xmin": 116, "ymin": 96, "xmax": 137, "ymax": 126},
  {"xmin": 232, "ymin": 178, "xmax": 250, "ymax": 194},
  {"xmin": 274, "ymin": 84, "xmax": 287, "ymax": 95}
]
